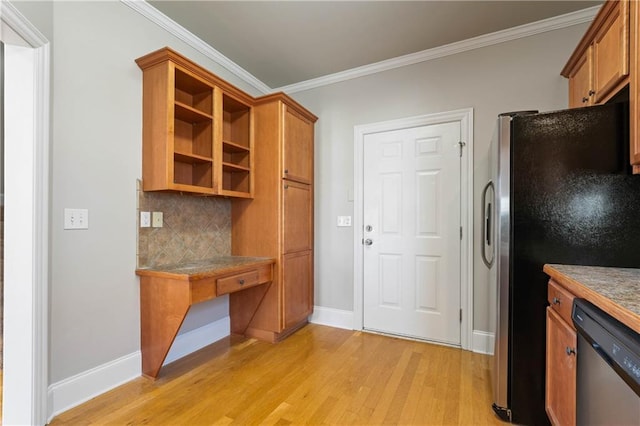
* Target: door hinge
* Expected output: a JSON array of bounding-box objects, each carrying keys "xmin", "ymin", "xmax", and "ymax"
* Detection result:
[
  {"xmin": 460, "ymin": 226, "xmax": 463, "ymax": 240},
  {"xmin": 458, "ymin": 141, "xmax": 466, "ymax": 157},
  {"xmin": 460, "ymin": 309, "xmax": 463, "ymax": 322}
]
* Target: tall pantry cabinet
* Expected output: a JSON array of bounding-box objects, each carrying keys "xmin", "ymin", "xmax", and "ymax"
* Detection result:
[{"xmin": 230, "ymin": 93, "xmax": 318, "ymax": 342}]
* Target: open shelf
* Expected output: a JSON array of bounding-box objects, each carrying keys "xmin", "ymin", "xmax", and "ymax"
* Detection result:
[
  {"xmin": 174, "ymin": 158, "xmax": 213, "ymax": 189},
  {"xmin": 174, "ymin": 68, "xmax": 213, "ymax": 116},
  {"xmin": 137, "ymin": 48, "xmax": 255, "ymax": 197},
  {"xmin": 222, "ymin": 169, "xmax": 250, "ymax": 194},
  {"xmin": 222, "ymin": 94, "xmax": 252, "ymax": 195}
]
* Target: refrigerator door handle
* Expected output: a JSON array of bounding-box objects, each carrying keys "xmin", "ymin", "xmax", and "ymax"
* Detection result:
[{"xmin": 481, "ymin": 181, "xmax": 494, "ymax": 268}]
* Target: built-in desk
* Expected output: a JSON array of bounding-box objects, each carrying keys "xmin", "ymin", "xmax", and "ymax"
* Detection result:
[{"xmin": 136, "ymin": 256, "xmax": 275, "ymax": 379}]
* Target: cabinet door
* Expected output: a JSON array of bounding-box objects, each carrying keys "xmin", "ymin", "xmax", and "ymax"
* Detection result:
[
  {"xmin": 546, "ymin": 307, "xmax": 577, "ymax": 426},
  {"xmin": 568, "ymin": 47, "xmax": 593, "ymax": 108},
  {"xmin": 283, "ymin": 106, "xmax": 314, "ymax": 184},
  {"xmin": 282, "ymin": 250, "xmax": 313, "ymax": 329},
  {"xmin": 630, "ymin": 0, "xmax": 640, "ymax": 172},
  {"xmin": 282, "ymin": 180, "xmax": 312, "ymax": 254},
  {"xmin": 593, "ymin": 0, "xmax": 629, "ymax": 103}
]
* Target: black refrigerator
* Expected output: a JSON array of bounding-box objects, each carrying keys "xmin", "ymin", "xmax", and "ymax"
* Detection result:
[{"xmin": 483, "ymin": 102, "xmax": 640, "ymax": 425}]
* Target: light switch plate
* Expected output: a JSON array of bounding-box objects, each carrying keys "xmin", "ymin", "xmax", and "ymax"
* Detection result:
[
  {"xmin": 140, "ymin": 211, "xmax": 151, "ymax": 228},
  {"xmin": 152, "ymin": 211, "xmax": 163, "ymax": 228},
  {"xmin": 337, "ymin": 216, "xmax": 352, "ymax": 227},
  {"xmin": 64, "ymin": 208, "xmax": 89, "ymax": 230}
]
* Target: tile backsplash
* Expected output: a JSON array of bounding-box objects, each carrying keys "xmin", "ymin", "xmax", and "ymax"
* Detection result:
[{"xmin": 137, "ymin": 180, "xmax": 231, "ymax": 268}]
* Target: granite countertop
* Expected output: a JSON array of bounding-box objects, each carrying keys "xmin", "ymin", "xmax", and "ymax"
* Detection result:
[
  {"xmin": 136, "ymin": 256, "xmax": 275, "ymax": 279},
  {"xmin": 544, "ymin": 264, "xmax": 640, "ymax": 333}
]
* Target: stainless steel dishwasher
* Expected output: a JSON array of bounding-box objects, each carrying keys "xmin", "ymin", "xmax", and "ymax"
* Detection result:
[{"xmin": 572, "ymin": 298, "xmax": 640, "ymax": 425}]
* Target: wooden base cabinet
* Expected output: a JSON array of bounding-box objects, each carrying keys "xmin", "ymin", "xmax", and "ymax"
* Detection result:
[
  {"xmin": 546, "ymin": 280, "xmax": 577, "ymax": 426},
  {"xmin": 231, "ymin": 93, "xmax": 318, "ymax": 342}
]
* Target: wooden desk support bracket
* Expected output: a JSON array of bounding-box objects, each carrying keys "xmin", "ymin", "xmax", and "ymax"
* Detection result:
[{"xmin": 139, "ymin": 277, "xmax": 191, "ymax": 379}]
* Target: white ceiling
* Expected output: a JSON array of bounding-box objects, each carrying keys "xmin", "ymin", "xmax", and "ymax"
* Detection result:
[{"xmin": 148, "ymin": 1, "xmax": 602, "ymax": 89}]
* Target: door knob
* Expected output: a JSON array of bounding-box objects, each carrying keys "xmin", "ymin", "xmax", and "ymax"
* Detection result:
[{"xmin": 364, "ymin": 238, "xmax": 373, "ymax": 246}]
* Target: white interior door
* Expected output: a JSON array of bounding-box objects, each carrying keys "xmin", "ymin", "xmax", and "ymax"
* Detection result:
[{"xmin": 363, "ymin": 121, "xmax": 461, "ymax": 345}]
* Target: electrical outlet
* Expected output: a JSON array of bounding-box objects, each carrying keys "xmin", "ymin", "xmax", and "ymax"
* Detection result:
[
  {"xmin": 152, "ymin": 211, "xmax": 163, "ymax": 228},
  {"xmin": 64, "ymin": 208, "xmax": 89, "ymax": 230},
  {"xmin": 337, "ymin": 216, "xmax": 352, "ymax": 227},
  {"xmin": 140, "ymin": 211, "xmax": 151, "ymax": 228}
]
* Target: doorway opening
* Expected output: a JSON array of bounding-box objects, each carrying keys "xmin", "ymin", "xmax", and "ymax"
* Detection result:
[{"xmin": 353, "ymin": 109, "xmax": 474, "ymax": 350}]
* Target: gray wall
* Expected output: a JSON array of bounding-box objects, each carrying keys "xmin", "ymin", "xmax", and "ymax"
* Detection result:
[
  {"xmin": 291, "ymin": 23, "xmax": 589, "ymax": 333},
  {"xmin": 14, "ymin": 1, "xmax": 264, "ymax": 383},
  {"xmin": 13, "ymin": 0, "xmax": 589, "ymax": 386}
]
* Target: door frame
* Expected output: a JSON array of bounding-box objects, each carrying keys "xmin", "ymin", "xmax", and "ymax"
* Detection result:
[
  {"xmin": 1, "ymin": 2, "xmax": 50, "ymax": 424},
  {"xmin": 353, "ymin": 109, "xmax": 473, "ymax": 350}
]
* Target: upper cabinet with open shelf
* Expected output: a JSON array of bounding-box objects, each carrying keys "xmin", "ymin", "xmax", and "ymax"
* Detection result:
[{"xmin": 136, "ymin": 47, "xmax": 255, "ymax": 197}]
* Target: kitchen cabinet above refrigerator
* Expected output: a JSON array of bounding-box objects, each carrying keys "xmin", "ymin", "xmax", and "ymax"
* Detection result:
[{"xmin": 562, "ymin": 0, "xmax": 640, "ymax": 173}]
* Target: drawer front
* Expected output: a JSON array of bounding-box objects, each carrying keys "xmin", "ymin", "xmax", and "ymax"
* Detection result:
[
  {"xmin": 548, "ymin": 279, "xmax": 575, "ymax": 326},
  {"xmin": 191, "ymin": 277, "xmax": 217, "ymax": 304},
  {"xmin": 217, "ymin": 270, "xmax": 260, "ymax": 295}
]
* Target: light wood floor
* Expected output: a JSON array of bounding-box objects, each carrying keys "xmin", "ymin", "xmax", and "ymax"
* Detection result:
[{"xmin": 50, "ymin": 324, "xmax": 504, "ymax": 425}]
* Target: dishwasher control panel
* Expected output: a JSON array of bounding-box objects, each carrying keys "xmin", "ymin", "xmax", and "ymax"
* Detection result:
[{"xmin": 573, "ymin": 298, "xmax": 640, "ymax": 396}]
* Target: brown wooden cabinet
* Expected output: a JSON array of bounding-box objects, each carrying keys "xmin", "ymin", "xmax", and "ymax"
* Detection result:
[
  {"xmin": 231, "ymin": 93, "xmax": 317, "ymax": 342},
  {"xmin": 567, "ymin": 47, "xmax": 593, "ymax": 108},
  {"xmin": 563, "ymin": 0, "xmax": 629, "ymax": 108},
  {"xmin": 561, "ymin": 0, "xmax": 640, "ymax": 171},
  {"xmin": 136, "ymin": 47, "xmax": 254, "ymax": 197},
  {"xmin": 283, "ymin": 107, "xmax": 314, "ymax": 184},
  {"xmin": 545, "ymin": 280, "xmax": 577, "ymax": 426},
  {"xmin": 630, "ymin": 0, "xmax": 640, "ymax": 171}
]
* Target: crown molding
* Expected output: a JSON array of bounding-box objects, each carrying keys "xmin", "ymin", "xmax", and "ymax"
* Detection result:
[
  {"xmin": 275, "ymin": 5, "xmax": 600, "ymax": 94},
  {"xmin": 1, "ymin": 1, "xmax": 49, "ymax": 47},
  {"xmin": 121, "ymin": 0, "xmax": 271, "ymax": 95},
  {"xmin": 122, "ymin": 0, "xmax": 599, "ymax": 95}
]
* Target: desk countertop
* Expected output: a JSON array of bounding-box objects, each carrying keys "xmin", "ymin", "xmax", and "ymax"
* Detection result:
[
  {"xmin": 136, "ymin": 256, "xmax": 275, "ymax": 280},
  {"xmin": 544, "ymin": 264, "xmax": 640, "ymax": 334}
]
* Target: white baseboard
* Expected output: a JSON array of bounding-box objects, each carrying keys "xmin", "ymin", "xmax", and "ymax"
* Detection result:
[
  {"xmin": 308, "ymin": 308, "xmax": 496, "ymax": 357},
  {"xmin": 47, "ymin": 351, "xmax": 141, "ymax": 421},
  {"xmin": 309, "ymin": 306, "xmax": 354, "ymax": 330},
  {"xmin": 47, "ymin": 317, "xmax": 231, "ymax": 421},
  {"xmin": 164, "ymin": 316, "xmax": 230, "ymax": 364},
  {"xmin": 472, "ymin": 330, "xmax": 495, "ymax": 355}
]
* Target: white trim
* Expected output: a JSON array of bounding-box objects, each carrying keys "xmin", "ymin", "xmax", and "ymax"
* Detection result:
[
  {"xmin": 1, "ymin": 1, "xmax": 50, "ymax": 425},
  {"xmin": 47, "ymin": 318, "xmax": 231, "ymax": 421},
  {"xmin": 0, "ymin": 1, "xmax": 48, "ymax": 46},
  {"xmin": 275, "ymin": 6, "xmax": 599, "ymax": 93},
  {"xmin": 164, "ymin": 316, "xmax": 230, "ymax": 365},
  {"xmin": 472, "ymin": 330, "xmax": 495, "ymax": 355},
  {"xmin": 309, "ymin": 306, "xmax": 354, "ymax": 330},
  {"xmin": 121, "ymin": 1, "xmax": 596, "ymax": 95},
  {"xmin": 121, "ymin": 0, "xmax": 271, "ymax": 95},
  {"xmin": 47, "ymin": 352, "xmax": 141, "ymax": 422},
  {"xmin": 353, "ymin": 108, "xmax": 474, "ymax": 350}
]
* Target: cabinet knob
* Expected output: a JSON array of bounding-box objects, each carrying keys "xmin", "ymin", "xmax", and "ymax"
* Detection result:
[
  {"xmin": 552, "ymin": 297, "xmax": 561, "ymax": 305},
  {"xmin": 582, "ymin": 97, "xmax": 589, "ymax": 103},
  {"xmin": 589, "ymin": 90, "xmax": 595, "ymax": 96},
  {"xmin": 566, "ymin": 347, "xmax": 576, "ymax": 356},
  {"xmin": 238, "ymin": 279, "xmax": 245, "ymax": 285}
]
